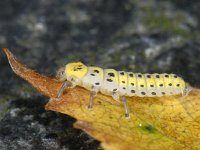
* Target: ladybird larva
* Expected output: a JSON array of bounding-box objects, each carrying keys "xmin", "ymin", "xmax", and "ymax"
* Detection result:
[{"xmin": 56, "ymin": 62, "xmax": 193, "ymax": 118}]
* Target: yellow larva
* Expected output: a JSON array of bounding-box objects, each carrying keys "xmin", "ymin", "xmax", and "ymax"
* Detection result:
[{"xmin": 56, "ymin": 62, "xmax": 192, "ymax": 118}]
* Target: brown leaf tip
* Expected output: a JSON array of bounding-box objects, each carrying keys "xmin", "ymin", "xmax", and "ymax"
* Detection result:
[
  {"xmin": 3, "ymin": 48, "xmax": 10, "ymax": 54},
  {"xmin": 2, "ymin": 48, "xmax": 14, "ymax": 58}
]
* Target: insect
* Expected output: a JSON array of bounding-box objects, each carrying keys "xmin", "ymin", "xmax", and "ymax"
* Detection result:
[{"xmin": 56, "ymin": 62, "xmax": 193, "ymax": 118}]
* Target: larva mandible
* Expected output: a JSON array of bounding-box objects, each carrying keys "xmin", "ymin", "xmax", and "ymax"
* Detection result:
[{"xmin": 56, "ymin": 62, "xmax": 193, "ymax": 118}]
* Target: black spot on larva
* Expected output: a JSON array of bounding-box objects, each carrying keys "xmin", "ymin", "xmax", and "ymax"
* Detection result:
[
  {"xmin": 152, "ymin": 92, "xmax": 156, "ymax": 95},
  {"xmin": 122, "ymin": 81, "xmax": 125, "ymax": 84},
  {"xmin": 150, "ymin": 84, "xmax": 154, "ymax": 87},
  {"xmin": 138, "ymin": 74, "xmax": 142, "ymax": 78},
  {"xmin": 168, "ymin": 83, "xmax": 172, "ymax": 86},
  {"xmin": 107, "ymin": 79, "xmax": 113, "ymax": 82},
  {"xmin": 147, "ymin": 75, "xmax": 151, "ymax": 78},
  {"xmin": 95, "ymin": 82, "xmax": 100, "ymax": 85},
  {"xmin": 77, "ymin": 67, "xmax": 82, "ymax": 70},
  {"xmin": 176, "ymin": 84, "xmax": 180, "ymax": 87},
  {"xmin": 129, "ymin": 73, "xmax": 133, "ymax": 77},
  {"xmin": 120, "ymin": 72, "xmax": 125, "ymax": 75},
  {"xmin": 94, "ymin": 70, "xmax": 99, "ymax": 73},
  {"xmin": 174, "ymin": 75, "xmax": 178, "ymax": 78},
  {"xmin": 113, "ymin": 88, "xmax": 117, "ymax": 91},
  {"xmin": 159, "ymin": 84, "xmax": 163, "ymax": 87},
  {"xmin": 131, "ymin": 83, "xmax": 134, "ymax": 86},
  {"xmin": 162, "ymin": 92, "xmax": 166, "ymax": 95},
  {"xmin": 131, "ymin": 90, "xmax": 135, "ymax": 93},
  {"xmin": 140, "ymin": 85, "xmax": 144, "ymax": 87},
  {"xmin": 141, "ymin": 92, "xmax": 146, "ymax": 95},
  {"xmin": 155, "ymin": 75, "xmax": 160, "ymax": 78},
  {"xmin": 123, "ymin": 87, "xmax": 126, "ymax": 90},
  {"xmin": 108, "ymin": 73, "xmax": 115, "ymax": 77},
  {"xmin": 90, "ymin": 73, "xmax": 95, "ymax": 76},
  {"xmin": 165, "ymin": 75, "xmax": 169, "ymax": 78}
]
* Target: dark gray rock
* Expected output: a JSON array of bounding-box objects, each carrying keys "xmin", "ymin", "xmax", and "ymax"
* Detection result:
[{"xmin": 0, "ymin": 96, "xmax": 99, "ymax": 150}]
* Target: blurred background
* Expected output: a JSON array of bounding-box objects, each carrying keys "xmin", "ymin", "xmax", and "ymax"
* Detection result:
[{"xmin": 0, "ymin": 0, "xmax": 200, "ymax": 149}]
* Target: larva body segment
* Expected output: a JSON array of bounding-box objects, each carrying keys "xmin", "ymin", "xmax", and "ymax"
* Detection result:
[
  {"xmin": 118, "ymin": 71, "xmax": 128, "ymax": 96},
  {"xmin": 152, "ymin": 73, "xmax": 165, "ymax": 96},
  {"xmin": 81, "ymin": 67, "xmax": 104, "ymax": 92},
  {"xmin": 100, "ymin": 69, "xmax": 119, "ymax": 96},
  {"xmin": 134, "ymin": 73, "xmax": 147, "ymax": 97},
  {"xmin": 144, "ymin": 74, "xmax": 157, "ymax": 96},
  {"xmin": 127, "ymin": 72, "xmax": 137, "ymax": 97},
  {"xmin": 57, "ymin": 62, "xmax": 191, "ymax": 118}
]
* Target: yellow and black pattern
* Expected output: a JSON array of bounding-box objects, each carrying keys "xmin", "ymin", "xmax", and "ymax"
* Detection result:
[{"xmin": 63, "ymin": 62, "xmax": 187, "ymax": 99}]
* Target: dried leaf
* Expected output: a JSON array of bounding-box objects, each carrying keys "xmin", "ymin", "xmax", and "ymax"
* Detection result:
[{"xmin": 3, "ymin": 48, "xmax": 200, "ymax": 150}]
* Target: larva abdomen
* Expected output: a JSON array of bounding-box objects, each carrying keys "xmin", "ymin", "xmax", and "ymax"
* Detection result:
[
  {"xmin": 82, "ymin": 67, "xmax": 185, "ymax": 98},
  {"xmin": 126, "ymin": 73, "xmax": 185, "ymax": 97}
]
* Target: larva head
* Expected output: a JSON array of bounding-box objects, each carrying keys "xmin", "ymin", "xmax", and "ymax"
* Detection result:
[{"xmin": 65, "ymin": 62, "xmax": 88, "ymax": 80}]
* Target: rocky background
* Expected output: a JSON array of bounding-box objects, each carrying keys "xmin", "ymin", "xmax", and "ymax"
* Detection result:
[{"xmin": 0, "ymin": 0, "xmax": 200, "ymax": 149}]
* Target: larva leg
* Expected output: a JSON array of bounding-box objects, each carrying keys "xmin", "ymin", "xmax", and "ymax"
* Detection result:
[
  {"xmin": 88, "ymin": 90, "xmax": 97, "ymax": 110},
  {"xmin": 112, "ymin": 92, "xmax": 120, "ymax": 101},
  {"xmin": 57, "ymin": 80, "xmax": 72, "ymax": 98},
  {"xmin": 120, "ymin": 96, "xmax": 130, "ymax": 118}
]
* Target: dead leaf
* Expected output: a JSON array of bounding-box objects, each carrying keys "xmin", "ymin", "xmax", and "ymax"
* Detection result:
[{"xmin": 3, "ymin": 48, "xmax": 200, "ymax": 150}]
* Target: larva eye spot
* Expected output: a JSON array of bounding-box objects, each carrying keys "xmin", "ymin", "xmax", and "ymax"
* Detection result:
[{"xmin": 73, "ymin": 65, "xmax": 83, "ymax": 71}]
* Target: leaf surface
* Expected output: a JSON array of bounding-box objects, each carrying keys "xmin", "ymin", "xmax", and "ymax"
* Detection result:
[{"xmin": 3, "ymin": 48, "xmax": 200, "ymax": 150}]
